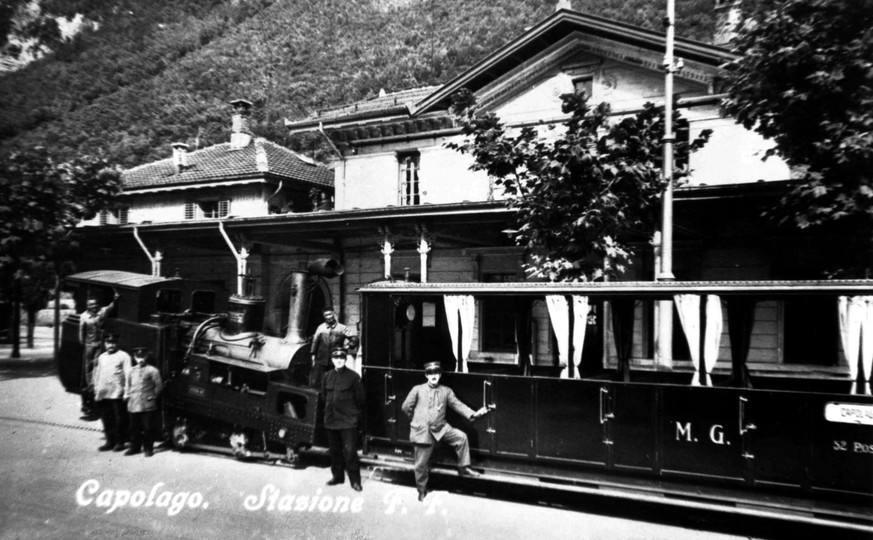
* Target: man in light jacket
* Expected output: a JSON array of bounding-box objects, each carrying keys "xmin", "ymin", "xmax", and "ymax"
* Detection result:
[
  {"xmin": 401, "ymin": 361, "xmax": 488, "ymax": 501},
  {"xmin": 124, "ymin": 347, "xmax": 163, "ymax": 457}
]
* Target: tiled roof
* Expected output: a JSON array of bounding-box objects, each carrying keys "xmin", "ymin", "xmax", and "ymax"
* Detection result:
[
  {"xmin": 292, "ymin": 86, "xmax": 440, "ymax": 125},
  {"xmin": 122, "ymin": 138, "xmax": 334, "ymax": 190}
]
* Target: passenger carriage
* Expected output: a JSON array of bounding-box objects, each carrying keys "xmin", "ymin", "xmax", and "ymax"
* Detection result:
[{"xmin": 358, "ymin": 279, "xmax": 873, "ymax": 522}]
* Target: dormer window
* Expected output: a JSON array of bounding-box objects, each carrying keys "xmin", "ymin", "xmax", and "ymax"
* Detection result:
[
  {"xmin": 398, "ymin": 151, "xmax": 420, "ymax": 206},
  {"xmin": 572, "ymin": 75, "xmax": 593, "ymax": 101}
]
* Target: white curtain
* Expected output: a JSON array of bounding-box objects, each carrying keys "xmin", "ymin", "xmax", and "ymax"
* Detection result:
[
  {"xmin": 675, "ymin": 294, "xmax": 723, "ymax": 387},
  {"xmin": 444, "ymin": 295, "xmax": 475, "ymax": 373},
  {"xmin": 862, "ymin": 298, "xmax": 873, "ymax": 395},
  {"xmin": 546, "ymin": 295, "xmax": 570, "ymax": 379},
  {"xmin": 840, "ymin": 296, "xmax": 873, "ymax": 395},
  {"xmin": 839, "ymin": 296, "xmax": 864, "ymax": 394},
  {"xmin": 703, "ymin": 295, "xmax": 723, "ymax": 387},
  {"xmin": 674, "ymin": 294, "xmax": 702, "ymax": 386},
  {"xmin": 571, "ymin": 296, "xmax": 589, "ymax": 379}
]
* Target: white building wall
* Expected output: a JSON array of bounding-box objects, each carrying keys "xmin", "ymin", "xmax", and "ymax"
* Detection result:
[
  {"xmin": 81, "ymin": 184, "xmax": 271, "ymax": 226},
  {"xmin": 688, "ymin": 116, "xmax": 790, "ymax": 185},
  {"xmin": 419, "ymin": 146, "xmax": 491, "ymax": 204},
  {"xmin": 340, "ymin": 153, "xmax": 400, "ymax": 209}
]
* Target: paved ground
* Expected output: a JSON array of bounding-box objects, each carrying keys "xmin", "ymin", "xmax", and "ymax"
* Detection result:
[{"xmin": 0, "ymin": 326, "xmax": 760, "ymax": 540}]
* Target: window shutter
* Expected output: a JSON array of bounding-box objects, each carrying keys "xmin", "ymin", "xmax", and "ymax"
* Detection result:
[
  {"xmin": 99, "ymin": 210, "xmax": 109, "ymax": 225},
  {"xmin": 118, "ymin": 207, "xmax": 129, "ymax": 225},
  {"xmin": 184, "ymin": 202, "xmax": 195, "ymax": 220},
  {"xmin": 218, "ymin": 200, "xmax": 230, "ymax": 218}
]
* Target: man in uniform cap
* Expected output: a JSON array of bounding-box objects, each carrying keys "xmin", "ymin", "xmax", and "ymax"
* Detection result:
[
  {"xmin": 124, "ymin": 347, "xmax": 163, "ymax": 457},
  {"xmin": 321, "ymin": 347, "xmax": 365, "ymax": 491},
  {"xmin": 401, "ymin": 361, "xmax": 488, "ymax": 501}
]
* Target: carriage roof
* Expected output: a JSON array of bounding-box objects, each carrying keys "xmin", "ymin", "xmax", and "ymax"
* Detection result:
[{"xmin": 358, "ymin": 279, "xmax": 873, "ymax": 298}]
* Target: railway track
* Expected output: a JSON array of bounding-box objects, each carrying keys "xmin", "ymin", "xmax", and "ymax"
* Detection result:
[{"xmin": 360, "ymin": 454, "xmax": 873, "ymax": 539}]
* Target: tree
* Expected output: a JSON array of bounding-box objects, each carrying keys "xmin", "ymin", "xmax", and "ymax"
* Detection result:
[
  {"xmin": 448, "ymin": 89, "xmax": 709, "ymax": 282},
  {"xmin": 0, "ymin": 147, "xmax": 121, "ymax": 357},
  {"xmin": 722, "ymin": 0, "xmax": 873, "ymax": 229}
]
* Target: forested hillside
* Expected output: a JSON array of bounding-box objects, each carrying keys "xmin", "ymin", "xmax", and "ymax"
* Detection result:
[{"xmin": 0, "ymin": 0, "xmax": 722, "ymax": 167}]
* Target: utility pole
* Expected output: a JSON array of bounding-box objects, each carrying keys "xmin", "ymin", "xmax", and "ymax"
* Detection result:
[{"xmin": 656, "ymin": 0, "xmax": 677, "ymax": 369}]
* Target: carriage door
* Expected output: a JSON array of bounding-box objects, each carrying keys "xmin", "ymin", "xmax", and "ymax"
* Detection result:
[
  {"xmin": 739, "ymin": 391, "xmax": 810, "ymax": 490},
  {"xmin": 441, "ymin": 372, "xmax": 495, "ymax": 458},
  {"xmin": 535, "ymin": 379, "xmax": 611, "ymax": 467}
]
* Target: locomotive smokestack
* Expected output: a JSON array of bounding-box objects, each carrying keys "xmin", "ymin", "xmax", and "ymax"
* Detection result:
[
  {"xmin": 284, "ymin": 259, "xmax": 344, "ymax": 344},
  {"xmin": 285, "ymin": 270, "xmax": 310, "ymax": 344}
]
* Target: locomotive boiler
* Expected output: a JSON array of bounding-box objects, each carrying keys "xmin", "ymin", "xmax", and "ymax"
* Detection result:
[{"xmin": 57, "ymin": 260, "xmax": 345, "ymax": 464}]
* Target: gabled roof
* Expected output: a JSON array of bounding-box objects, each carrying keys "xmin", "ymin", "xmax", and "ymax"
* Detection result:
[
  {"xmin": 413, "ymin": 8, "xmax": 734, "ymax": 115},
  {"xmin": 285, "ymin": 9, "xmax": 735, "ymax": 131},
  {"xmin": 122, "ymin": 138, "xmax": 334, "ymax": 191}
]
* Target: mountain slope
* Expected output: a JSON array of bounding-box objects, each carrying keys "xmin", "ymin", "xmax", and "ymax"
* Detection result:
[{"xmin": 0, "ymin": 0, "xmax": 722, "ymax": 167}]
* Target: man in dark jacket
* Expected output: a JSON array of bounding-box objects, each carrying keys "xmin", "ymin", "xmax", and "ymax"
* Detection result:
[
  {"xmin": 321, "ymin": 347, "xmax": 365, "ymax": 491},
  {"xmin": 310, "ymin": 307, "xmax": 353, "ymax": 388},
  {"xmin": 401, "ymin": 361, "xmax": 488, "ymax": 501}
]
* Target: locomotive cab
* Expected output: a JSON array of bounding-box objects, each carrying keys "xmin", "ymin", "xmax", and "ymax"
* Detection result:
[{"xmin": 57, "ymin": 270, "xmax": 228, "ymax": 393}]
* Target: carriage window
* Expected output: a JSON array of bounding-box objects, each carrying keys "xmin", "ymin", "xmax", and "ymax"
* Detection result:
[
  {"xmin": 481, "ymin": 274, "xmax": 517, "ymax": 353},
  {"xmin": 191, "ymin": 290, "xmax": 216, "ymax": 313},
  {"xmin": 155, "ymin": 289, "xmax": 182, "ymax": 313},
  {"xmin": 641, "ymin": 302, "xmax": 690, "ymax": 361},
  {"xmin": 783, "ymin": 298, "xmax": 839, "ymax": 365}
]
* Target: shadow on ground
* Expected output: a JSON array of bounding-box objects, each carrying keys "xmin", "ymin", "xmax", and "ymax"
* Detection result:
[{"xmin": 0, "ymin": 357, "xmax": 56, "ymax": 381}]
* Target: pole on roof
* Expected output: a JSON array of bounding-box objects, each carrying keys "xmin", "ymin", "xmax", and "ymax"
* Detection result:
[{"xmin": 133, "ymin": 227, "xmax": 163, "ymax": 277}]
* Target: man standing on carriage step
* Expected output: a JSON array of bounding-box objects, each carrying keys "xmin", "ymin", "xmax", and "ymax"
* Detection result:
[
  {"xmin": 309, "ymin": 307, "xmax": 353, "ymax": 388},
  {"xmin": 402, "ymin": 361, "xmax": 489, "ymax": 501},
  {"xmin": 79, "ymin": 291, "xmax": 119, "ymax": 419}
]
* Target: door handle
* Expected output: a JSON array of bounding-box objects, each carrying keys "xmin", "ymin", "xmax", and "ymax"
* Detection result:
[
  {"xmin": 599, "ymin": 387, "xmax": 613, "ymax": 424},
  {"xmin": 483, "ymin": 380, "xmax": 496, "ymax": 410},
  {"xmin": 384, "ymin": 373, "xmax": 395, "ymax": 405},
  {"xmin": 739, "ymin": 396, "xmax": 756, "ymax": 435}
]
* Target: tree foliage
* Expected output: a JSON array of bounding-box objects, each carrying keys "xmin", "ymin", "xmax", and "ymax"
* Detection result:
[
  {"xmin": 0, "ymin": 147, "xmax": 120, "ymax": 356},
  {"xmin": 448, "ymin": 90, "xmax": 710, "ymax": 281},
  {"xmin": 0, "ymin": 147, "xmax": 121, "ymax": 291},
  {"xmin": 722, "ymin": 0, "xmax": 873, "ymax": 228}
]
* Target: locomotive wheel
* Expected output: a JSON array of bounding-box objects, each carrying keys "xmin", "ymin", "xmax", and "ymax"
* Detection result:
[
  {"xmin": 171, "ymin": 420, "xmax": 190, "ymax": 451},
  {"xmin": 229, "ymin": 431, "xmax": 250, "ymax": 459},
  {"xmin": 284, "ymin": 445, "xmax": 302, "ymax": 468}
]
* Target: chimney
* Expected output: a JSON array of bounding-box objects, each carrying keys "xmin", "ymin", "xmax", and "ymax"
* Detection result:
[
  {"xmin": 229, "ymin": 98, "xmax": 253, "ymax": 149},
  {"xmin": 171, "ymin": 142, "xmax": 189, "ymax": 174},
  {"xmin": 713, "ymin": 0, "xmax": 743, "ymax": 46}
]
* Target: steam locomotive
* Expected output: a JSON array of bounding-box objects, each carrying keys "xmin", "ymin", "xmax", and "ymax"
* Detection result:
[{"xmin": 57, "ymin": 260, "xmax": 344, "ymax": 463}]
